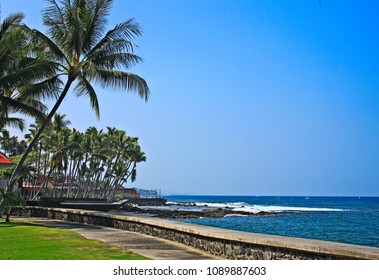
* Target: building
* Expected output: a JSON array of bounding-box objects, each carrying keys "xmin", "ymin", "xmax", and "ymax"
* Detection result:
[
  {"xmin": 114, "ymin": 186, "xmax": 141, "ymax": 199},
  {"xmin": 0, "ymin": 153, "xmax": 13, "ymax": 191},
  {"xmin": 0, "ymin": 153, "xmax": 12, "ymax": 168}
]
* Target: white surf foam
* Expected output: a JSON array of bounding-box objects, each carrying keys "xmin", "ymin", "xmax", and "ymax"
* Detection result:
[
  {"xmin": 193, "ymin": 202, "xmax": 345, "ymax": 214},
  {"xmin": 232, "ymin": 205, "xmax": 345, "ymax": 214},
  {"xmin": 163, "ymin": 201, "xmax": 346, "ymax": 214}
]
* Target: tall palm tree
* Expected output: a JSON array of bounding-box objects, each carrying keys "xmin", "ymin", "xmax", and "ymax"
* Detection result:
[
  {"xmin": 9, "ymin": 0, "xmax": 150, "ymax": 188},
  {"xmin": 0, "ymin": 13, "xmax": 56, "ymax": 216}
]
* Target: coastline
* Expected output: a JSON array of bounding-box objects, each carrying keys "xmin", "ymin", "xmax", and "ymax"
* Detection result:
[
  {"xmin": 12, "ymin": 206, "xmax": 379, "ymax": 260},
  {"xmin": 115, "ymin": 205, "xmax": 275, "ymax": 219}
]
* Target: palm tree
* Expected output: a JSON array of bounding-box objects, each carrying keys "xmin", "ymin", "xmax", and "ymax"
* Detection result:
[
  {"xmin": 9, "ymin": 0, "xmax": 150, "ymax": 189},
  {"xmin": 0, "ymin": 12, "xmax": 56, "ymax": 219},
  {"xmin": 0, "ymin": 188, "xmax": 24, "ymax": 223},
  {"xmin": 0, "ymin": 13, "xmax": 49, "ymax": 131},
  {"xmin": 22, "ymin": 118, "xmax": 146, "ymax": 200},
  {"xmin": 51, "ymin": 113, "xmax": 71, "ymax": 132}
]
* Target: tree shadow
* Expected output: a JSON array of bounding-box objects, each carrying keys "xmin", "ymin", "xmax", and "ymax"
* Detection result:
[{"xmin": 0, "ymin": 219, "xmax": 47, "ymax": 228}]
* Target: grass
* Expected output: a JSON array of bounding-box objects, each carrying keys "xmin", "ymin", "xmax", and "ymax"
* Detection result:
[{"xmin": 0, "ymin": 218, "xmax": 149, "ymax": 260}]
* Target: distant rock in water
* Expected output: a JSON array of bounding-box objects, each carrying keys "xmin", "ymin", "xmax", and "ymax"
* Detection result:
[{"xmin": 117, "ymin": 205, "xmax": 275, "ymax": 219}]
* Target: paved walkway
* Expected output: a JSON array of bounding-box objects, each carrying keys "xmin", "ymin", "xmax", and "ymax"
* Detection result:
[{"xmin": 15, "ymin": 217, "xmax": 223, "ymax": 260}]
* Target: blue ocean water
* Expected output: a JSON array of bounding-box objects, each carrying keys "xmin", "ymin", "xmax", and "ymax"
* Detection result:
[{"xmin": 163, "ymin": 196, "xmax": 379, "ymax": 248}]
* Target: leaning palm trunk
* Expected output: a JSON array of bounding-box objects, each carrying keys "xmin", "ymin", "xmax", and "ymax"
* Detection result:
[
  {"xmin": 8, "ymin": 0, "xmax": 150, "ymax": 192},
  {"xmin": 9, "ymin": 79, "xmax": 74, "ymax": 192}
]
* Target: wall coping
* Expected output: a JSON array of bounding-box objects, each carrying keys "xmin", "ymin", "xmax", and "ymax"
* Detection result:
[{"xmin": 23, "ymin": 207, "xmax": 379, "ymax": 260}]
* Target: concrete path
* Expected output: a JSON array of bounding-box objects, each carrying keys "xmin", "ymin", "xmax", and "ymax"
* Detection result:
[{"xmin": 15, "ymin": 217, "xmax": 223, "ymax": 260}]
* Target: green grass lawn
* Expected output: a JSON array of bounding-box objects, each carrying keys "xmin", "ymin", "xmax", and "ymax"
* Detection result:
[{"xmin": 0, "ymin": 218, "xmax": 148, "ymax": 260}]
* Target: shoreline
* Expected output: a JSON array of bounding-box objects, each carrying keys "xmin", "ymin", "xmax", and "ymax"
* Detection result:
[
  {"xmin": 115, "ymin": 205, "xmax": 276, "ymax": 219},
  {"xmin": 12, "ymin": 206, "xmax": 379, "ymax": 259}
]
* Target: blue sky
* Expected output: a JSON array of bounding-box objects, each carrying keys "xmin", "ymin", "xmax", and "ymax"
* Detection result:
[{"xmin": 2, "ymin": 0, "xmax": 379, "ymax": 196}]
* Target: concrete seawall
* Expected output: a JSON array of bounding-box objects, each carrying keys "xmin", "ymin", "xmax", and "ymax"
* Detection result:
[{"xmin": 13, "ymin": 206, "xmax": 379, "ymax": 260}]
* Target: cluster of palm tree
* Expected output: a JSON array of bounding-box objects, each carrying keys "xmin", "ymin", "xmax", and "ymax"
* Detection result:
[
  {"xmin": 23, "ymin": 114, "xmax": 146, "ymax": 200},
  {"xmin": 0, "ymin": 0, "xmax": 150, "ymax": 221},
  {"xmin": 1, "ymin": 0, "xmax": 149, "ymax": 186}
]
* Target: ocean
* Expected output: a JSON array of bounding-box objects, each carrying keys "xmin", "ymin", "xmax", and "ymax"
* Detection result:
[{"xmin": 156, "ymin": 196, "xmax": 379, "ymax": 248}]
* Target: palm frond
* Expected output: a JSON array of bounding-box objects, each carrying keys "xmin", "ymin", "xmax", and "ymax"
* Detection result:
[
  {"xmin": 86, "ymin": 19, "xmax": 141, "ymax": 59},
  {"xmin": 42, "ymin": 0, "xmax": 68, "ymax": 51},
  {"xmin": 19, "ymin": 57, "xmax": 61, "ymax": 78},
  {"xmin": 0, "ymin": 116, "xmax": 24, "ymax": 131},
  {"xmin": 18, "ymin": 75, "xmax": 63, "ymax": 101},
  {"xmin": 85, "ymin": 39, "xmax": 137, "ymax": 65},
  {"xmin": 0, "ymin": 95, "xmax": 46, "ymax": 120},
  {"xmin": 0, "ymin": 25, "xmax": 27, "ymax": 75},
  {"xmin": 92, "ymin": 53, "xmax": 143, "ymax": 70},
  {"xmin": 94, "ymin": 69, "xmax": 150, "ymax": 101},
  {"xmin": 0, "ymin": 59, "xmax": 61, "ymax": 92},
  {"xmin": 74, "ymin": 76, "xmax": 100, "ymax": 118},
  {"xmin": 28, "ymin": 28, "xmax": 68, "ymax": 65},
  {"xmin": 110, "ymin": 19, "xmax": 142, "ymax": 40},
  {"xmin": 82, "ymin": 0, "xmax": 113, "ymax": 53},
  {"xmin": 0, "ymin": 13, "xmax": 24, "ymax": 37},
  {"xmin": 17, "ymin": 98, "xmax": 48, "ymax": 114},
  {"xmin": 43, "ymin": 0, "xmax": 65, "ymax": 25}
]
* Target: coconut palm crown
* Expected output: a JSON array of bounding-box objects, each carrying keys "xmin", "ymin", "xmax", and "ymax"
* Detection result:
[{"xmin": 9, "ymin": 0, "xmax": 150, "ymax": 188}]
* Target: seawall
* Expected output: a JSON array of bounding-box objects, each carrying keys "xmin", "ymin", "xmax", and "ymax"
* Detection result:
[{"xmin": 12, "ymin": 206, "xmax": 379, "ymax": 260}]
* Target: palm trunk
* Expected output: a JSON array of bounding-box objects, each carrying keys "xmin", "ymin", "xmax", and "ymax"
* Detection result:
[
  {"xmin": 5, "ymin": 211, "xmax": 10, "ymax": 223},
  {"xmin": 8, "ymin": 78, "xmax": 75, "ymax": 192}
]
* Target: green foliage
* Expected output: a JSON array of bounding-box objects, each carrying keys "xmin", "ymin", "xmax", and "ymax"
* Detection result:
[
  {"xmin": 0, "ymin": 167, "xmax": 12, "ymax": 179},
  {"xmin": 0, "ymin": 155, "xmax": 23, "ymax": 181},
  {"xmin": 0, "ymin": 189, "xmax": 25, "ymax": 222},
  {"xmin": 0, "ymin": 13, "xmax": 49, "ymax": 132},
  {"xmin": 0, "ymin": 134, "xmax": 27, "ymax": 156},
  {"xmin": 9, "ymin": 0, "xmax": 150, "ymax": 187},
  {"xmin": 0, "ymin": 219, "xmax": 148, "ymax": 259},
  {"xmin": 23, "ymin": 117, "xmax": 146, "ymax": 200}
]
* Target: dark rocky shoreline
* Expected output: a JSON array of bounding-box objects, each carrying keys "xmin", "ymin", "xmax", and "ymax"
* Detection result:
[{"xmin": 115, "ymin": 205, "xmax": 275, "ymax": 219}]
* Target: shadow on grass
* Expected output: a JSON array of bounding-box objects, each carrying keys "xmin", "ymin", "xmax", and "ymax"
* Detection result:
[
  {"xmin": 0, "ymin": 219, "xmax": 48, "ymax": 228},
  {"xmin": 0, "ymin": 218, "xmax": 104, "ymax": 230}
]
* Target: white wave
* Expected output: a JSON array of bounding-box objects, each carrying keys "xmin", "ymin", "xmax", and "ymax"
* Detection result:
[
  {"xmin": 165, "ymin": 201, "xmax": 177, "ymax": 205},
  {"xmin": 195, "ymin": 202, "xmax": 234, "ymax": 208},
  {"xmin": 232, "ymin": 205, "xmax": 345, "ymax": 214},
  {"xmin": 224, "ymin": 214, "xmax": 249, "ymax": 217},
  {"xmin": 162, "ymin": 201, "xmax": 346, "ymax": 214}
]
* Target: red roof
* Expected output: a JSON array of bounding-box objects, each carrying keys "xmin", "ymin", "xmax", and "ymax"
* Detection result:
[{"xmin": 0, "ymin": 153, "xmax": 12, "ymax": 165}]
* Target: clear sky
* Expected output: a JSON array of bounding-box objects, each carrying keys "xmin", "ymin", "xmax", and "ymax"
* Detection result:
[{"xmin": 2, "ymin": 0, "xmax": 379, "ymax": 196}]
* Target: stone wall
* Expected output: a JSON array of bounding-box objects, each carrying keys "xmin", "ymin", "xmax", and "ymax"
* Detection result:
[{"xmin": 12, "ymin": 207, "xmax": 379, "ymax": 260}]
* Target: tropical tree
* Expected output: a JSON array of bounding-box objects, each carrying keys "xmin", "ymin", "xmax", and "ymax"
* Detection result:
[
  {"xmin": 0, "ymin": 12, "xmax": 55, "ymax": 222},
  {"xmin": 0, "ymin": 13, "xmax": 54, "ymax": 132},
  {"xmin": 21, "ymin": 119, "xmax": 145, "ymax": 200},
  {"xmin": 0, "ymin": 188, "xmax": 25, "ymax": 223},
  {"xmin": 9, "ymin": 0, "xmax": 150, "ymax": 189},
  {"xmin": 0, "ymin": 132, "xmax": 27, "ymax": 157},
  {"xmin": 22, "ymin": 113, "xmax": 71, "ymax": 199}
]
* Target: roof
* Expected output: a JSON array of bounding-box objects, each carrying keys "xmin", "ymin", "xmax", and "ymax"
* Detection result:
[{"xmin": 0, "ymin": 153, "xmax": 12, "ymax": 165}]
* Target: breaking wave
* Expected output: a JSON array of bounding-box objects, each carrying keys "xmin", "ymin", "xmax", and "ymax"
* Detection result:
[{"xmin": 163, "ymin": 201, "xmax": 346, "ymax": 214}]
